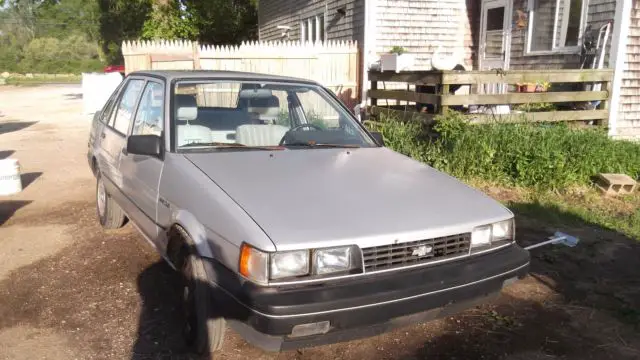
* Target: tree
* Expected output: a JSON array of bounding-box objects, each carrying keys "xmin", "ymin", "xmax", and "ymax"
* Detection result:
[
  {"xmin": 0, "ymin": 0, "xmax": 261, "ymax": 71},
  {"xmin": 97, "ymin": 0, "xmax": 153, "ymax": 64},
  {"xmin": 181, "ymin": 0, "xmax": 258, "ymax": 44},
  {"xmin": 36, "ymin": 0, "xmax": 100, "ymax": 41},
  {"xmin": 0, "ymin": 0, "xmax": 38, "ymax": 41},
  {"xmin": 141, "ymin": 0, "xmax": 198, "ymax": 40}
]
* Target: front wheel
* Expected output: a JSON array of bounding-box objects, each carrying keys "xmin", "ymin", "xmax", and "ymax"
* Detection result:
[
  {"xmin": 179, "ymin": 228, "xmax": 226, "ymax": 354},
  {"xmin": 96, "ymin": 172, "xmax": 127, "ymax": 229}
]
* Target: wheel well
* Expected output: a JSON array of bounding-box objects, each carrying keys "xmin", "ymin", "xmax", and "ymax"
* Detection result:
[
  {"xmin": 166, "ymin": 224, "xmax": 189, "ymax": 268},
  {"xmin": 91, "ymin": 156, "xmax": 98, "ymax": 175}
]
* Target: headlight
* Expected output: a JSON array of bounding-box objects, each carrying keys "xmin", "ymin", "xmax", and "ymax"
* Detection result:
[
  {"xmin": 471, "ymin": 225, "xmax": 492, "ymax": 247},
  {"xmin": 313, "ymin": 246, "xmax": 352, "ymax": 275},
  {"xmin": 471, "ymin": 219, "xmax": 515, "ymax": 250},
  {"xmin": 270, "ymin": 250, "xmax": 310, "ymax": 279},
  {"xmin": 239, "ymin": 244, "xmax": 362, "ymax": 284},
  {"xmin": 491, "ymin": 219, "xmax": 514, "ymax": 241}
]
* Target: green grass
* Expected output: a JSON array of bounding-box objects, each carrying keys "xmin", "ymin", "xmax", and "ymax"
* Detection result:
[
  {"xmin": 3, "ymin": 74, "xmax": 82, "ymax": 86},
  {"xmin": 366, "ymin": 111, "xmax": 640, "ymax": 190},
  {"xmin": 503, "ymin": 186, "xmax": 640, "ymax": 240}
]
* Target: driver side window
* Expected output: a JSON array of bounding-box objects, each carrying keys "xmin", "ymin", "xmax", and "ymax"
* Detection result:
[
  {"xmin": 109, "ymin": 79, "xmax": 145, "ymax": 134},
  {"xmin": 132, "ymin": 82, "xmax": 164, "ymax": 137}
]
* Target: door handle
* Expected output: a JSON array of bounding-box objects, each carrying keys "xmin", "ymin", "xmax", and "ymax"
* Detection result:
[
  {"xmin": 121, "ymin": 147, "xmax": 128, "ymax": 155},
  {"xmin": 100, "ymin": 132, "xmax": 106, "ymax": 139}
]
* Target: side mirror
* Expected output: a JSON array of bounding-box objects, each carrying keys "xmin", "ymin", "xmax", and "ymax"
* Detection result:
[
  {"xmin": 370, "ymin": 131, "xmax": 385, "ymax": 146},
  {"xmin": 127, "ymin": 134, "xmax": 162, "ymax": 157}
]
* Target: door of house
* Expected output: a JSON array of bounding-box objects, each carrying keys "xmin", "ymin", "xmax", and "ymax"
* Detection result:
[
  {"xmin": 479, "ymin": 0, "xmax": 512, "ymax": 95},
  {"xmin": 479, "ymin": 0, "xmax": 511, "ymax": 71}
]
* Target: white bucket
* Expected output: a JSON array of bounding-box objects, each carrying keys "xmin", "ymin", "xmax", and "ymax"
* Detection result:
[{"xmin": 0, "ymin": 159, "xmax": 22, "ymax": 195}]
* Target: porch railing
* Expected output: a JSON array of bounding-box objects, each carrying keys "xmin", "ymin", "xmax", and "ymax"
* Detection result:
[{"xmin": 367, "ymin": 69, "xmax": 614, "ymax": 126}]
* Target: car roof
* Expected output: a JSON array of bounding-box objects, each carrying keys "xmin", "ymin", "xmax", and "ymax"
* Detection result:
[{"xmin": 127, "ymin": 70, "xmax": 320, "ymax": 85}]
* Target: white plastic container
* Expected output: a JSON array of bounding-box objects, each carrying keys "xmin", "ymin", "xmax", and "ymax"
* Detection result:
[
  {"xmin": 379, "ymin": 53, "xmax": 415, "ymax": 73},
  {"xmin": 0, "ymin": 159, "xmax": 22, "ymax": 195}
]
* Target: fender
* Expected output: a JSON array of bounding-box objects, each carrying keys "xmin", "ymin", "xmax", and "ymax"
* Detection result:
[{"xmin": 170, "ymin": 209, "xmax": 214, "ymax": 259}]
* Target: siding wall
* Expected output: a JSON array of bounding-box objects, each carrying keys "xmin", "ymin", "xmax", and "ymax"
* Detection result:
[
  {"xmin": 376, "ymin": 0, "xmax": 475, "ymax": 70},
  {"xmin": 618, "ymin": 0, "xmax": 640, "ymax": 139},
  {"xmin": 509, "ymin": 0, "xmax": 616, "ymax": 70},
  {"xmin": 258, "ymin": 0, "xmax": 364, "ymax": 44}
]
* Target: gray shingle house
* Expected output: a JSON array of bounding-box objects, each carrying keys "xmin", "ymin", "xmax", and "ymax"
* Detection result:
[{"xmin": 258, "ymin": 0, "xmax": 640, "ymax": 139}]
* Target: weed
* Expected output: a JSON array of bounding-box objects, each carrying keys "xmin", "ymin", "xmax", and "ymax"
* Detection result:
[
  {"xmin": 389, "ymin": 46, "xmax": 406, "ymax": 55},
  {"xmin": 485, "ymin": 310, "xmax": 522, "ymax": 330},
  {"xmin": 367, "ymin": 111, "xmax": 640, "ymax": 190},
  {"xmin": 513, "ymin": 102, "xmax": 557, "ymax": 112},
  {"xmin": 618, "ymin": 307, "xmax": 640, "ymax": 329}
]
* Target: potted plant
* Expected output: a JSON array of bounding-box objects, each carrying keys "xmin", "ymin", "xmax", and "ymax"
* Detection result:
[
  {"xmin": 379, "ymin": 46, "xmax": 415, "ymax": 73},
  {"xmin": 535, "ymin": 80, "xmax": 550, "ymax": 92},
  {"xmin": 517, "ymin": 80, "xmax": 550, "ymax": 93}
]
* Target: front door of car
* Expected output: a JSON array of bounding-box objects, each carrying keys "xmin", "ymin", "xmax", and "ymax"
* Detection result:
[
  {"xmin": 96, "ymin": 78, "xmax": 146, "ymax": 205},
  {"xmin": 119, "ymin": 80, "xmax": 165, "ymax": 245}
]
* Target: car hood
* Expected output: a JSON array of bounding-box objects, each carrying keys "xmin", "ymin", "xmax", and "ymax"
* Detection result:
[{"xmin": 184, "ymin": 148, "xmax": 513, "ymax": 251}]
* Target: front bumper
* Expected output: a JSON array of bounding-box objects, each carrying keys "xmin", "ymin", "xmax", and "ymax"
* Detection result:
[{"xmin": 203, "ymin": 244, "xmax": 530, "ymax": 351}]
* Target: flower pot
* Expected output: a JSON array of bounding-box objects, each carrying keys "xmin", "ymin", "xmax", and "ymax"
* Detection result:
[
  {"xmin": 379, "ymin": 53, "xmax": 415, "ymax": 73},
  {"xmin": 517, "ymin": 83, "xmax": 537, "ymax": 93}
]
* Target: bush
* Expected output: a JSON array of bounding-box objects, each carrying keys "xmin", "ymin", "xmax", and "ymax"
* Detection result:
[
  {"xmin": 15, "ymin": 35, "xmax": 104, "ymax": 74},
  {"xmin": 0, "ymin": 42, "xmax": 23, "ymax": 72},
  {"xmin": 365, "ymin": 112, "xmax": 640, "ymax": 189}
]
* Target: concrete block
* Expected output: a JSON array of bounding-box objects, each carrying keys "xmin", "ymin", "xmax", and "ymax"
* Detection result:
[{"xmin": 595, "ymin": 173, "xmax": 638, "ymax": 195}]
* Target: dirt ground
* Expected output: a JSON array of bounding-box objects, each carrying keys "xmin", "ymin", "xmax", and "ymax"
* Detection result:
[{"xmin": 0, "ymin": 84, "xmax": 639, "ymax": 360}]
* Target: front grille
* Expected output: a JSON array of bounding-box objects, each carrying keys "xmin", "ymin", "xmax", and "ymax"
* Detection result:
[{"xmin": 362, "ymin": 233, "xmax": 471, "ymax": 273}]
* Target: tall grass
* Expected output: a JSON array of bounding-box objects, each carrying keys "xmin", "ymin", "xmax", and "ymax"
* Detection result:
[{"xmin": 365, "ymin": 112, "xmax": 640, "ymax": 189}]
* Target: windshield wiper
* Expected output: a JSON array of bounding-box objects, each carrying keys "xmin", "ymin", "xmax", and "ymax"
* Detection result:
[
  {"xmin": 283, "ymin": 142, "xmax": 361, "ymax": 148},
  {"xmin": 179, "ymin": 142, "xmax": 284, "ymax": 150}
]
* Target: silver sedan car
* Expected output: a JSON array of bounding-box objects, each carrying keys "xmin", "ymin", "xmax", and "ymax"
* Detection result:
[{"xmin": 87, "ymin": 70, "xmax": 530, "ymax": 355}]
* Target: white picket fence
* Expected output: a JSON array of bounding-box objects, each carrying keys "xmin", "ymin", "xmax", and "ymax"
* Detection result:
[{"xmin": 121, "ymin": 40, "xmax": 360, "ymax": 109}]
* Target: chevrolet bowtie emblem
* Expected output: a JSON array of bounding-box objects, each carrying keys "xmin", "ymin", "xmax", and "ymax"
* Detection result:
[{"xmin": 412, "ymin": 245, "xmax": 433, "ymax": 257}]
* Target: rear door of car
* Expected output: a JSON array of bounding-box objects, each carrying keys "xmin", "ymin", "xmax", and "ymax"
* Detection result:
[
  {"xmin": 95, "ymin": 77, "xmax": 145, "ymax": 204},
  {"xmin": 90, "ymin": 81, "xmax": 126, "ymax": 163},
  {"xmin": 119, "ymin": 78, "xmax": 166, "ymax": 244}
]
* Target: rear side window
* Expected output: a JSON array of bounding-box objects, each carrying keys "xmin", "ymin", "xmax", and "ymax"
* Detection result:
[{"xmin": 111, "ymin": 79, "xmax": 145, "ymax": 134}]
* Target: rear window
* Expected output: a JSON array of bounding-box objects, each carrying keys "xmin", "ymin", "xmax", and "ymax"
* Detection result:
[{"xmin": 175, "ymin": 82, "xmax": 240, "ymax": 108}]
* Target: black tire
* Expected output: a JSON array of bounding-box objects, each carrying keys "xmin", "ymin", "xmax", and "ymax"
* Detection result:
[
  {"xmin": 178, "ymin": 226, "xmax": 226, "ymax": 354},
  {"xmin": 96, "ymin": 172, "xmax": 127, "ymax": 229}
]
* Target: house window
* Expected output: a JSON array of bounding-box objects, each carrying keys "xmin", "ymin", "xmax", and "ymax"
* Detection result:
[
  {"xmin": 528, "ymin": 0, "xmax": 586, "ymax": 53},
  {"xmin": 300, "ymin": 14, "xmax": 325, "ymax": 42}
]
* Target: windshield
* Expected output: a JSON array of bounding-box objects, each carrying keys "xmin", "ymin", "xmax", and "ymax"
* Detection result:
[{"xmin": 172, "ymin": 80, "xmax": 376, "ymax": 151}]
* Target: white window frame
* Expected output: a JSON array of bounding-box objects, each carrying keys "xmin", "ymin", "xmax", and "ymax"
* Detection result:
[
  {"xmin": 525, "ymin": 0, "xmax": 589, "ymax": 56},
  {"xmin": 300, "ymin": 13, "xmax": 325, "ymax": 43}
]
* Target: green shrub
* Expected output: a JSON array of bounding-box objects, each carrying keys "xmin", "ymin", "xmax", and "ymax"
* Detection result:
[
  {"xmin": 15, "ymin": 35, "xmax": 104, "ymax": 74},
  {"xmin": 366, "ymin": 112, "xmax": 640, "ymax": 189}
]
